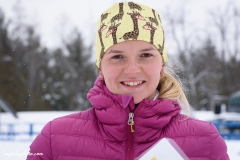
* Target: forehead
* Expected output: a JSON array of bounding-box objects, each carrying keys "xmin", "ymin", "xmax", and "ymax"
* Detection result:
[{"xmin": 106, "ymin": 40, "xmax": 158, "ymax": 53}]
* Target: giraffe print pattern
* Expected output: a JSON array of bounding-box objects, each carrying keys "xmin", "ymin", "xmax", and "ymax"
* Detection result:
[
  {"xmin": 146, "ymin": 9, "xmax": 158, "ymax": 26},
  {"xmin": 142, "ymin": 22, "xmax": 157, "ymax": 44},
  {"xmin": 128, "ymin": 2, "xmax": 143, "ymax": 11},
  {"xmin": 110, "ymin": 3, "xmax": 124, "ymax": 23},
  {"xmin": 96, "ymin": 2, "xmax": 168, "ymax": 68},
  {"xmin": 101, "ymin": 13, "xmax": 110, "ymax": 23},
  {"xmin": 157, "ymin": 26, "xmax": 165, "ymax": 54},
  {"xmin": 98, "ymin": 23, "xmax": 107, "ymax": 58},
  {"xmin": 122, "ymin": 12, "xmax": 145, "ymax": 40},
  {"xmin": 158, "ymin": 41, "xmax": 164, "ymax": 55},
  {"xmin": 106, "ymin": 23, "xmax": 121, "ymax": 44}
]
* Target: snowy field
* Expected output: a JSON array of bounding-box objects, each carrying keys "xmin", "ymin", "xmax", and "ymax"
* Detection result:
[{"xmin": 0, "ymin": 111, "xmax": 240, "ymax": 160}]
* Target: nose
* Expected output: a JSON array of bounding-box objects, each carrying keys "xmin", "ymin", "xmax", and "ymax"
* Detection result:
[{"xmin": 124, "ymin": 59, "xmax": 141, "ymax": 74}]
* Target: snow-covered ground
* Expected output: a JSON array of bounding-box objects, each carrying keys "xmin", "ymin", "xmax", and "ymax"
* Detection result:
[{"xmin": 0, "ymin": 111, "xmax": 240, "ymax": 160}]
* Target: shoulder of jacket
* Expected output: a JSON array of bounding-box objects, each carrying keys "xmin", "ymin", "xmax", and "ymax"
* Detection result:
[
  {"xmin": 168, "ymin": 114, "xmax": 218, "ymax": 136},
  {"xmin": 45, "ymin": 108, "xmax": 97, "ymax": 134},
  {"xmin": 53, "ymin": 108, "xmax": 96, "ymax": 121},
  {"xmin": 167, "ymin": 115, "xmax": 228, "ymax": 160}
]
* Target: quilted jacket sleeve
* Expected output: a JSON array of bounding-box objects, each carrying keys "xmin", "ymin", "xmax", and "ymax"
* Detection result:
[
  {"xmin": 26, "ymin": 121, "xmax": 52, "ymax": 160},
  {"xmin": 210, "ymin": 123, "xmax": 230, "ymax": 160}
]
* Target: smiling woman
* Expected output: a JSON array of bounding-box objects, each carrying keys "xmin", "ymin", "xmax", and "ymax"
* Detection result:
[
  {"xmin": 100, "ymin": 41, "xmax": 164, "ymax": 104},
  {"xmin": 26, "ymin": 2, "xmax": 230, "ymax": 160}
]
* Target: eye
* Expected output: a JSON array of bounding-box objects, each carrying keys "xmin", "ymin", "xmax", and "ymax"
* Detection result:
[
  {"xmin": 140, "ymin": 53, "xmax": 153, "ymax": 58},
  {"xmin": 111, "ymin": 54, "xmax": 124, "ymax": 59}
]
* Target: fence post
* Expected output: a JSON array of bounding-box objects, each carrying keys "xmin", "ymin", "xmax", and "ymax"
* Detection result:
[
  {"xmin": 29, "ymin": 123, "xmax": 33, "ymax": 136},
  {"xmin": 7, "ymin": 123, "xmax": 15, "ymax": 140}
]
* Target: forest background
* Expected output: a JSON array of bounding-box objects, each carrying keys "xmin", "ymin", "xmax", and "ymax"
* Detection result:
[{"xmin": 0, "ymin": 0, "xmax": 240, "ymax": 112}]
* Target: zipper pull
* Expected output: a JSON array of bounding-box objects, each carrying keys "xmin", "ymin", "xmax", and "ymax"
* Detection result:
[{"xmin": 128, "ymin": 112, "xmax": 135, "ymax": 132}]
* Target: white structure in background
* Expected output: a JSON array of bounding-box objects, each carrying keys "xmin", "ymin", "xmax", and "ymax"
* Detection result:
[{"xmin": 0, "ymin": 96, "xmax": 17, "ymax": 118}]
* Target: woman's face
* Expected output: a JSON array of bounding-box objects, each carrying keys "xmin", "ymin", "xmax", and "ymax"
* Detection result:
[{"xmin": 100, "ymin": 40, "xmax": 164, "ymax": 104}]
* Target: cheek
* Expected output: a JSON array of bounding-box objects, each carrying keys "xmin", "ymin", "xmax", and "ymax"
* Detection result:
[
  {"xmin": 102, "ymin": 65, "xmax": 119, "ymax": 79},
  {"xmin": 104, "ymin": 74, "xmax": 119, "ymax": 94},
  {"xmin": 152, "ymin": 70, "xmax": 161, "ymax": 83},
  {"xmin": 101, "ymin": 67, "xmax": 120, "ymax": 88},
  {"xmin": 146, "ymin": 65, "xmax": 162, "ymax": 84}
]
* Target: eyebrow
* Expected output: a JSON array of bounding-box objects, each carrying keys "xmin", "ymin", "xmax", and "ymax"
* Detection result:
[
  {"xmin": 139, "ymin": 47, "xmax": 156, "ymax": 52},
  {"xmin": 107, "ymin": 49, "xmax": 123, "ymax": 54}
]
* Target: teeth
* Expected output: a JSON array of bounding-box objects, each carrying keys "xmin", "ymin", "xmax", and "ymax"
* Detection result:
[{"xmin": 123, "ymin": 81, "xmax": 143, "ymax": 86}]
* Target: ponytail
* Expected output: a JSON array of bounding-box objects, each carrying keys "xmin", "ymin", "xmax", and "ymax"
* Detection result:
[{"xmin": 158, "ymin": 67, "xmax": 190, "ymax": 115}]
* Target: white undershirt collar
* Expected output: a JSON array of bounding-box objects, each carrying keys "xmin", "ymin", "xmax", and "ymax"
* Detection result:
[{"xmin": 153, "ymin": 90, "xmax": 159, "ymax": 100}]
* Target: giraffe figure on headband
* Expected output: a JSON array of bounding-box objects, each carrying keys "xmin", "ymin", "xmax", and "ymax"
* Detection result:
[
  {"xmin": 128, "ymin": 2, "xmax": 143, "ymax": 11},
  {"xmin": 106, "ymin": 23, "xmax": 121, "ymax": 44},
  {"xmin": 101, "ymin": 13, "xmax": 110, "ymax": 23},
  {"xmin": 146, "ymin": 9, "xmax": 158, "ymax": 26},
  {"xmin": 110, "ymin": 3, "xmax": 124, "ymax": 23},
  {"xmin": 142, "ymin": 22, "xmax": 157, "ymax": 44},
  {"xmin": 158, "ymin": 26, "xmax": 165, "ymax": 54},
  {"xmin": 122, "ymin": 12, "xmax": 145, "ymax": 40},
  {"xmin": 98, "ymin": 23, "xmax": 107, "ymax": 58}
]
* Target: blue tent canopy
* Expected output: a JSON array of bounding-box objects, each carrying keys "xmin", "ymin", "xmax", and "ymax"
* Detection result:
[{"xmin": 227, "ymin": 91, "xmax": 240, "ymax": 113}]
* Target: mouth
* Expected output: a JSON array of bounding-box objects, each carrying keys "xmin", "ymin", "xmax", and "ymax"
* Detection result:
[{"xmin": 121, "ymin": 81, "xmax": 145, "ymax": 86}]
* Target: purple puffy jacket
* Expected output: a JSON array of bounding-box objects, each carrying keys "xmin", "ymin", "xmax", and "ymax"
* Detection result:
[{"xmin": 27, "ymin": 78, "xmax": 229, "ymax": 160}]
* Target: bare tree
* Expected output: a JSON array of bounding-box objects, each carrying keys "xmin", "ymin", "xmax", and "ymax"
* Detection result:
[
  {"xmin": 208, "ymin": 1, "xmax": 240, "ymax": 96},
  {"xmin": 163, "ymin": 3, "xmax": 209, "ymax": 109}
]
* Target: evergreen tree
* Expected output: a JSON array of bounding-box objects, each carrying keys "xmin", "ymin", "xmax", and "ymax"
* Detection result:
[
  {"xmin": 0, "ymin": 9, "xmax": 18, "ymax": 110},
  {"xmin": 41, "ymin": 30, "xmax": 97, "ymax": 111},
  {"xmin": 64, "ymin": 29, "xmax": 96, "ymax": 110}
]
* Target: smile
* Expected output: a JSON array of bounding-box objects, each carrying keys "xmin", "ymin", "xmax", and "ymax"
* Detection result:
[{"xmin": 122, "ymin": 81, "xmax": 144, "ymax": 86}]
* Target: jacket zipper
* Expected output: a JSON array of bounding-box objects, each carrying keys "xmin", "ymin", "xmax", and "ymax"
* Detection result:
[
  {"xmin": 128, "ymin": 112, "xmax": 135, "ymax": 132},
  {"xmin": 126, "ymin": 111, "xmax": 134, "ymax": 160}
]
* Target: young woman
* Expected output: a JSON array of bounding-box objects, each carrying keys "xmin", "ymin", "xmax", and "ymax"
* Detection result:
[{"xmin": 27, "ymin": 2, "xmax": 229, "ymax": 160}]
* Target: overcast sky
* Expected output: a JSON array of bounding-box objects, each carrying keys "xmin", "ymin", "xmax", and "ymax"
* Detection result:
[{"xmin": 0, "ymin": 0, "xmax": 239, "ymax": 52}]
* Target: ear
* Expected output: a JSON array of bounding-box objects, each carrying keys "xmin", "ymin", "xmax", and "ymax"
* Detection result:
[
  {"xmin": 99, "ymin": 70, "xmax": 104, "ymax": 78},
  {"xmin": 160, "ymin": 65, "xmax": 165, "ymax": 74}
]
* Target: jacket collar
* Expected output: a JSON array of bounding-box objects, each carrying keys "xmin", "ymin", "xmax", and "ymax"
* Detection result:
[{"xmin": 87, "ymin": 77, "xmax": 181, "ymax": 142}]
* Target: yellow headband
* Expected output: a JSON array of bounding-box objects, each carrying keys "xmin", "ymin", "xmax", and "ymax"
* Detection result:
[{"xmin": 96, "ymin": 2, "xmax": 168, "ymax": 68}]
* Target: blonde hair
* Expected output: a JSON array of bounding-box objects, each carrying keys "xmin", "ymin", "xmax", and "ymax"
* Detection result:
[{"xmin": 158, "ymin": 66, "xmax": 190, "ymax": 115}]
